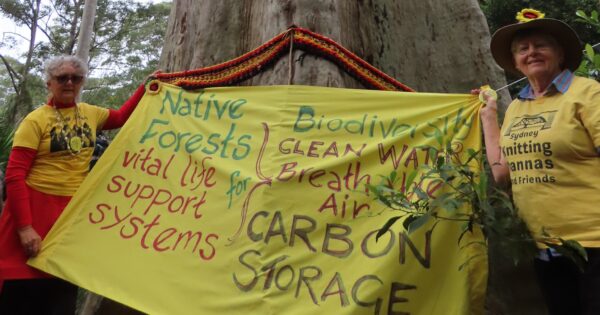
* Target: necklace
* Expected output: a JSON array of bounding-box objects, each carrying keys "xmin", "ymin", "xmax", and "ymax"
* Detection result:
[{"xmin": 52, "ymin": 104, "xmax": 83, "ymax": 155}]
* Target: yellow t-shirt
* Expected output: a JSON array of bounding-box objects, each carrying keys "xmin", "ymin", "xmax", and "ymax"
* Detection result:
[
  {"xmin": 13, "ymin": 103, "xmax": 110, "ymax": 196},
  {"xmin": 500, "ymin": 76, "xmax": 600, "ymax": 247}
]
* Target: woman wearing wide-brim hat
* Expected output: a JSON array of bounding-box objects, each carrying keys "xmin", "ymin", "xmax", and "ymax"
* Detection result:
[{"xmin": 479, "ymin": 8, "xmax": 600, "ymax": 315}]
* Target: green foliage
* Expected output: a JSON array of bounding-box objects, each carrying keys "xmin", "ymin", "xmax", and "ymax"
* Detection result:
[
  {"xmin": 0, "ymin": 0, "xmax": 52, "ymax": 30},
  {"xmin": 25, "ymin": 0, "xmax": 170, "ymax": 78},
  {"xmin": 369, "ymin": 143, "xmax": 587, "ymax": 268},
  {"xmin": 575, "ymin": 42, "xmax": 600, "ymax": 80},
  {"xmin": 0, "ymin": 58, "xmax": 46, "ymax": 173},
  {"xmin": 574, "ymin": 10, "xmax": 600, "ymax": 81},
  {"xmin": 0, "ymin": 0, "xmax": 29, "ymax": 26},
  {"xmin": 92, "ymin": 1, "xmax": 169, "ymax": 72},
  {"xmin": 0, "ymin": 0, "xmax": 51, "ymax": 121},
  {"xmin": 82, "ymin": 60, "xmax": 157, "ymax": 109},
  {"xmin": 545, "ymin": 238, "xmax": 588, "ymax": 271},
  {"xmin": 78, "ymin": 1, "xmax": 169, "ymax": 109},
  {"xmin": 0, "ymin": 58, "xmax": 17, "ymax": 106},
  {"xmin": 0, "ymin": 106, "xmax": 16, "ymax": 171}
]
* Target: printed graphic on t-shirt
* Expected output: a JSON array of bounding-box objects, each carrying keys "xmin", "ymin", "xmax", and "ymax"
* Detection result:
[
  {"xmin": 49, "ymin": 115, "xmax": 95, "ymax": 153},
  {"xmin": 503, "ymin": 111, "xmax": 556, "ymax": 138},
  {"xmin": 502, "ymin": 110, "xmax": 557, "ymax": 185}
]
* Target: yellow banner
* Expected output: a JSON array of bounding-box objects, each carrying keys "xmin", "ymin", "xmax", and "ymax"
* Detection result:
[{"xmin": 30, "ymin": 84, "xmax": 486, "ymax": 315}]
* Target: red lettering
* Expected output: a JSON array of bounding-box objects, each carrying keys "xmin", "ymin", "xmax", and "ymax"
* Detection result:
[
  {"xmin": 307, "ymin": 141, "xmax": 324, "ymax": 157},
  {"xmin": 278, "ymin": 138, "xmax": 294, "ymax": 154},
  {"xmin": 153, "ymin": 227, "xmax": 177, "ymax": 251},
  {"xmin": 276, "ymin": 162, "xmax": 297, "ymax": 181},
  {"xmin": 200, "ymin": 233, "xmax": 219, "ymax": 260}
]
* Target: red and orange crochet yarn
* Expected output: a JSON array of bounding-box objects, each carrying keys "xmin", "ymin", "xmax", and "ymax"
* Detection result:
[{"xmin": 151, "ymin": 26, "xmax": 414, "ymax": 92}]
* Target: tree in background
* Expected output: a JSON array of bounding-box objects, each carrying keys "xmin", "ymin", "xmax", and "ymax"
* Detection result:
[
  {"xmin": 1, "ymin": 0, "xmax": 170, "ymax": 108},
  {"xmin": 0, "ymin": 0, "xmax": 46, "ymax": 122},
  {"xmin": 0, "ymin": 0, "xmax": 170, "ymax": 170},
  {"xmin": 159, "ymin": 0, "xmax": 509, "ymax": 94},
  {"xmin": 81, "ymin": 0, "xmax": 169, "ymax": 108}
]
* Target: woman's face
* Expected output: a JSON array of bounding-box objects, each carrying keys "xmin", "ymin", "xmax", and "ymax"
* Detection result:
[
  {"xmin": 47, "ymin": 63, "xmax": 84, "ymax": 104},
  {"xmin": 512, "ymin": 33, "xmax": 564, "ymax": 81}
]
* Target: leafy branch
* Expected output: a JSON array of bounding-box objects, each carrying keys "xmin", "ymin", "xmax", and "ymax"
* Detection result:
[
  {"xmin": 0, "ymin": 54, "xmax": 22, "ymax": 93},
  {"xmin": 575, "ymin": 10, "xmax": 600, "ymax": 81},
  {"xmin": 369, "ymin": 142, "xmax": 587, "ymax": 269}
]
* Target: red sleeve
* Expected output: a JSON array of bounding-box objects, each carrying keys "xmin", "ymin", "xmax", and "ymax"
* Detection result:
[
  {"xmin": 103, "ymin": 83, "xmax": 146, "ymax": 130},
  {"xmin": 4, "ymin": 147, "xmax": 37, "ymax": 228}
]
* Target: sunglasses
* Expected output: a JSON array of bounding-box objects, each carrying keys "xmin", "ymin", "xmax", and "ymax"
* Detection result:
[{"xmin": 54, "ymin": 74, "xmax": 84, "ymax": 84}]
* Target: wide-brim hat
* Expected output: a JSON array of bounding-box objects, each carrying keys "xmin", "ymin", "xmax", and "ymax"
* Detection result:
[{"xmin": 490, "ymin": 12, "xmax": 582, "ymax": 76}]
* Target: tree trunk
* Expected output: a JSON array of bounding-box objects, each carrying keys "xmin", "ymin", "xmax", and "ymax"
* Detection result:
[
  {"xmin": 76, "ymin": 0, "xmax": 97, "ymax": 64},
  {"xmin": 160, "ymin": 0, "xmax": 508, "ymax": 96},
  {"xmin": 67, "ymin": 0, "xmax": 85, "ymax": 55},
  {"xmin": 74, "ymin": 2, "xmax": 101, "ymax": 312},
  {"xmin": 21, "ymin": 0, "xmax": 40, "ymax": 82},
  {"xmin": 88, "ymin": 1, "xmax": 540, "ymax": 315},
  {"xmin": 8, "ymin": 0, "xmax": 42, "ymax": 125}
]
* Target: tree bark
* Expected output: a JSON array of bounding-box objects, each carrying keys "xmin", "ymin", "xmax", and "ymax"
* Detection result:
[
  {"xmin": 67, "ymin": 0, "xmax": 85, "ymax": 55},
  {"xmin": 159, "ymin": 0, "xmax": 509, "ymax": 100},
  {"xmin": 22, "ymin": 0, "xmax": 40, "ymax": 82},
  {"xmin": 8, "ymin": 0, "xmax": 42, "ymax": 125},
  {"xmin": 76, "ymin": 0, "xmax": 97, "ymax": 63}
]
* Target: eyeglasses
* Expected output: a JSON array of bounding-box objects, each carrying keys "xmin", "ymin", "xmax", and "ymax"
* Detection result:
[{"xmin": 54, "ymin": 74, "xmax": 84, "ymax": 84}]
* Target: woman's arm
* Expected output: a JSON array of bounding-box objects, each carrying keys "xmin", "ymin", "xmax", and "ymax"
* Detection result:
[
  {"xmin": 5, "ymin": 147, "xmax": 42, "ymax": 256},
  {"xmin": 480, "ymin": 99, "xmax": 510, "ymax": 185},
  {"xmin": 474, "ymin": 90, "xmax": 511, "ymax": 185},
  {"xmin": 102, "ymin": 83, "xmax": 146, "ymax": 130}
]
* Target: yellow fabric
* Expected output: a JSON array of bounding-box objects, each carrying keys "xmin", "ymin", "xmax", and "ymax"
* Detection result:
[
  {"xmin": 30, "ymin": 84, "xmax": 486, "ymax": 315},
  {"xmin": 501, "ymin": 76, "xmax": 600, "ymax": 247},
  {"xmin": 13, "ymin": 103, "xmax": 109, "ymax": 196}
]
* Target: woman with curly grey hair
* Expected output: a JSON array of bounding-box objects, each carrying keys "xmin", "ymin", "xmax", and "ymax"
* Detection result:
[{"xmin": 0, "ymin": 55, "xmax": 149, "ymax": 314}]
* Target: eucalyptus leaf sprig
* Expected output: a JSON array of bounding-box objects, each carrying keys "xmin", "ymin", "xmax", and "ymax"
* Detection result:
[
  {"xmin": 575, "ymin": 10, "xmax": 600, "ymax": 81},
  {"xmin": 368, "ymin": 142, "xmax": 587, "ymax": 269}
]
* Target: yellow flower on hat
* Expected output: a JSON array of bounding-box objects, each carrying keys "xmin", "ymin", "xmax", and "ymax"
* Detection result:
[{"xmin": 516, "ymin": 8, "xmax": 545, "ymax": 23}]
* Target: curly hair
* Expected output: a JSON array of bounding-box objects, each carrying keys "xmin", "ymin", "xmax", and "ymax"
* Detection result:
[{"xmin": 44, "ymin": 55, "xmax": 88, "ymax": 83}]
